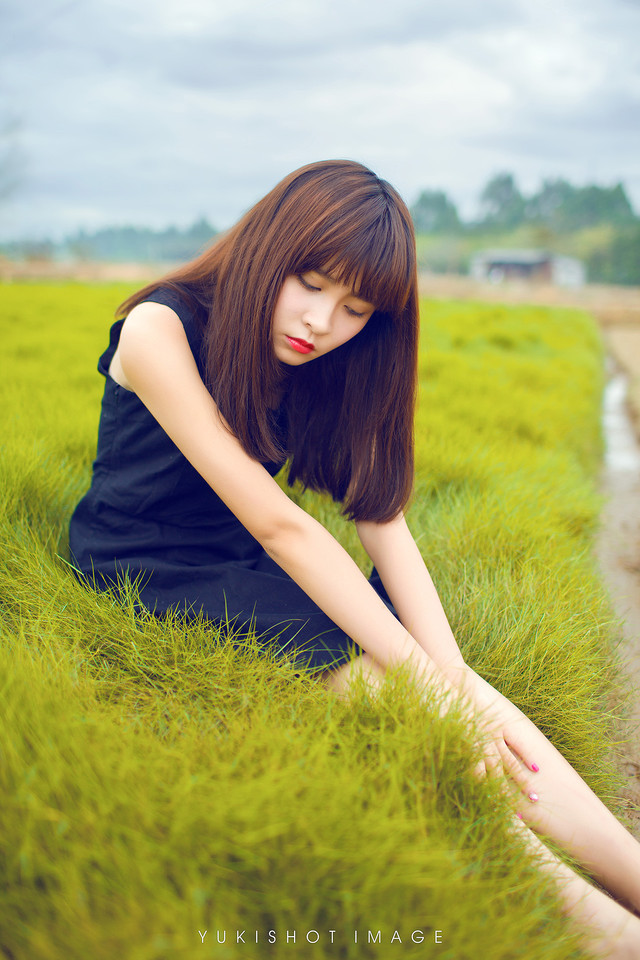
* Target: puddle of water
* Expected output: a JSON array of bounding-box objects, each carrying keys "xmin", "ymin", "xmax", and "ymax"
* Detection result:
[
  {"xmin": 602, "ymin": 371, "xmax": 640, "ymax": 474},
  {"xmin": 599, "ymin": 360, "xmax": 640, "ymax": 828},
  {"xmin": 598, "ymin": 356, "xmax": 640, "ymax": 693}
]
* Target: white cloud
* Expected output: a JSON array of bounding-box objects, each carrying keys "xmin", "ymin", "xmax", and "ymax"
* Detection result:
[{"xmin": 0, "ymin": 0, "xmax": 638, "ymax": 238}]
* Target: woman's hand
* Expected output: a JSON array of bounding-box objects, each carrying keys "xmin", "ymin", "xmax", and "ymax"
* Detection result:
[{"xmin": 441, "ymin": 665, "xmax": 542, "ymax": 800}]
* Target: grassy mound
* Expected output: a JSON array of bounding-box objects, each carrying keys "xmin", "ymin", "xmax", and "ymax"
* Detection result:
[{"xmin": 0, "ymin": 283, "xmax": 631, "ymax": 959}]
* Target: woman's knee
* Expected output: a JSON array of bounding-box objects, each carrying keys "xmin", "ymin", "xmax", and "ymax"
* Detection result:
[{"xmin": 318, "ymin": 652, "xmax": 386, "ymax": 696}]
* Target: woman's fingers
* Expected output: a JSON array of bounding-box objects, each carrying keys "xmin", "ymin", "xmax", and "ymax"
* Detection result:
[
  {"xmin": 452, "ymin": 682, "xmax": 543, "ymax": 796},
  {"xmin": 471, "ymin": 732, "xmax": 506, "ymax": 782},
  {"xmin": 473, "ymin": 758, "xmax": 487, "ymax": 780},
  {"xmin": 500, "ymin": 729, "xmax": 543, "ymax": 804},
  {"xmin": 483, "ymin": 742, "xmax": 504, "ymax": 779},
  {"xmin": 498, "ymin": 739, "xmax": 529, "ymax": 784},
  {"xmin": 504, "ymin": 730, "xmax": 541, "ymax": 776},
  {"xmin": 472, "ymin": 728, "xmax": 542, "ymax": 810},
  {"xmin": 494, "ymin": 739, "xmax": 544, "ymax": 811},
  {"xmin": 471, "ymin": 735, "xmax": 501, "ymax": 780}
]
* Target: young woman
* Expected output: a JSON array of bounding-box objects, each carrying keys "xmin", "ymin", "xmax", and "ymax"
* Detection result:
[{"xmin": 69, "ymin": 159, "xmax": 640, "ymax": 957}]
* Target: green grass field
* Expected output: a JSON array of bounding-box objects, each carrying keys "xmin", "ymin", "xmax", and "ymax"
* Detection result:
[{"xmin": 0, "ymin": 282, "xmax": 633, "ymax": 959}]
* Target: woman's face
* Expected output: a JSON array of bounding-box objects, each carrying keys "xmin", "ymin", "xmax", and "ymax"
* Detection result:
[{"xmin": 271, "ymin": 271, "xmax": 375, "ymax": 365}]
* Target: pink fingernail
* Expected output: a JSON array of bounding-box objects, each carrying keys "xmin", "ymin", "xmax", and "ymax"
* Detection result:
[
  {"xmin": 531, "ymin": 763, "xmax": 540, "ymax": 773},
  {"xmin": 528, "ymin": 792, "xmax": 539, "ymax": 802},
  {"xmin": 515, "ymin": 812, "xmax": 523, "ymax": 820}
]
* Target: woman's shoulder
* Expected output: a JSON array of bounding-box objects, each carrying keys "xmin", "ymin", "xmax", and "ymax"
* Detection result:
[
  {"xmin": 140, "ymin": 283, "xmax": 207, "ymax": 333},
  {"xmin": 138, "ymin": 283, "xmax": 208, "ymax": 373}
]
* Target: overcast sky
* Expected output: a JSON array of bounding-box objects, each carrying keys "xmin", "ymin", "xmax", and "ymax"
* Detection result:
[{"xmin": 1, "ymin": 0, "xmax": 639, "ymax": 240}]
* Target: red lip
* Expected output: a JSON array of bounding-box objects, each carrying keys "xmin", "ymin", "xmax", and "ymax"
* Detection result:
[{"xmin": 285, "ymin": 336, "xmax": 315, "ymax": 355}]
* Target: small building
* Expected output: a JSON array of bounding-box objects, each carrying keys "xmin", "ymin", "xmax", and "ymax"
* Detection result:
[{"xmin": 470, "ymin": 249, "xmax": 586, "ymax": 288}]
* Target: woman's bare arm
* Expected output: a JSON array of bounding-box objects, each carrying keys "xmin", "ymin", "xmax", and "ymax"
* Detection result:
[
  {"xmin": 356, "ymin": 516, "xmax": 550, "ymax": 779},
  {"xmin": 356, "ymin": 514, "xmax": 468, "ymax": 681},
  {"xmin": 117, "ymin": 302, "xmax": 446, "ymax": 689}
]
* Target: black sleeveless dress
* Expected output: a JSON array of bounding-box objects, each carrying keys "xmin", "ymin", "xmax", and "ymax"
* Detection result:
[{"xmin": 69, "ymin": 286, "xmax": 397, "ymax": 674}]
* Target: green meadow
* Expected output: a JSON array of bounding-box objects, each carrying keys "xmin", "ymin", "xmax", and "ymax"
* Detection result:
[{"xmin": 0, "ymin": 282, "xmax": 634, "ymax": 959}]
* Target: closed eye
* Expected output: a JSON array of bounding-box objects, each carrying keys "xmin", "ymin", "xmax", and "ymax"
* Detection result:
[
  {"xmin": 345, "ymin": 306, "xmax": 367, "ymax": 318},
  {"xmin": 296, "ymin": 274, "xmax": 320, "ymax": 292}
]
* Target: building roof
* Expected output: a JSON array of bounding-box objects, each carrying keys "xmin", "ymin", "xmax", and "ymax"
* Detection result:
[{"xmin": 472, "ymin": 248, "xmax": 552, "ymax": 265}]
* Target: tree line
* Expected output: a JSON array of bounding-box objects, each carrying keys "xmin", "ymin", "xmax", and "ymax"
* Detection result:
[
  {"xmin": 410, "ymin": 174, "xmax": 639, "ymax": 285},
  {"xmin": 0, "ymin": 217, "xmax": 218, "ymax": 264},
  {"xmin": 1, "ymin": 173, "xmax": 638, "ymax": 284},
  {"xmin": 410, "ymin": 173, "xmax": 636, "ymax": 233}
]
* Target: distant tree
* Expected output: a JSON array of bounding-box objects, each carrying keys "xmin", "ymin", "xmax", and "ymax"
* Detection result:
[
  {"xmin": 526, "ymin": 178, "xmax": 636, "ymax": 232},
  {"xmin": 586, "ymin": 222, "xmax": 640, "ymax": 285},
  {"xmin": 564, "ymin": 183, "xmax": 635, "ymax": 230},
  {"xmin": 478, "ymin": 173, "xmax": 525, "ymax": 229},
  {"xmin": 64, "ymin": 218, "xmax": 218, "ymax": 262},
  {"xmin": 410, "ymin": 189, "xmax": 461, "ymax": 233},
  {"xmin": 184, "ymin": 216, "xmax": 218, "ymax": 250},
  {"xmin": 524, "ymin": 178, "xmax": 575, "ymax": 227}
]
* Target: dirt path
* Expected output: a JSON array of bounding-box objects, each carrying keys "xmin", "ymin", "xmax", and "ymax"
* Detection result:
[
  {"xmin": 595, "ymin": 358, "xmax": 640, "ymax": 834},
  {"xmin": 596, "ymin": 339, "xmax": 640, "ymax": 835},
  {"xmin": 597, "ymin": 349, "xmax": 640, "ymax": 680}
]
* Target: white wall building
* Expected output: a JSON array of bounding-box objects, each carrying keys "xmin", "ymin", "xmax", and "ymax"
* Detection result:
[{"xmin": 470, "ymin": 249, "xmax": 586, "ymax": 288}]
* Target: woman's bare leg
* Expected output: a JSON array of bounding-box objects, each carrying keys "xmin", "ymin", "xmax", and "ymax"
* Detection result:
[
  {"xmin": 514, "ymin": 817, "xmax": 640, "ymax": 958},
  {"xmin": 319, "ymin": 651, "xmax": 387, "ymax": 698},
  {"xmin": 319, "ymin": 655, "xmax": 640, "ymax": 957},
  {"xmin": 468, "ymin": 674, "xmax": 640, "ymax": 914}
]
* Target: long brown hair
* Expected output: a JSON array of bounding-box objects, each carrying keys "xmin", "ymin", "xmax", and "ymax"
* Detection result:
[{"xmin": 117, "ymin": 159, "xmax": 419, "ymax": 522}]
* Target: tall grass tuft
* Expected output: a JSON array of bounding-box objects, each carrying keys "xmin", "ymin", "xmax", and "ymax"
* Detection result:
[{"xmin": 0, "ymin": 283, "xmax": 632, "ymax": 958}]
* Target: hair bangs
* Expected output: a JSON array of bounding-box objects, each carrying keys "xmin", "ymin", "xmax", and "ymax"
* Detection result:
[{"xmin": 296, "ymin": 202, "xmax": 415, "ymax": 317}]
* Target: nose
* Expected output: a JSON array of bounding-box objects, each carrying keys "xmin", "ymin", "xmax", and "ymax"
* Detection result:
[{"xmin": 303, "ymin": 300, "xmax": 332, "ymax": 335}]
